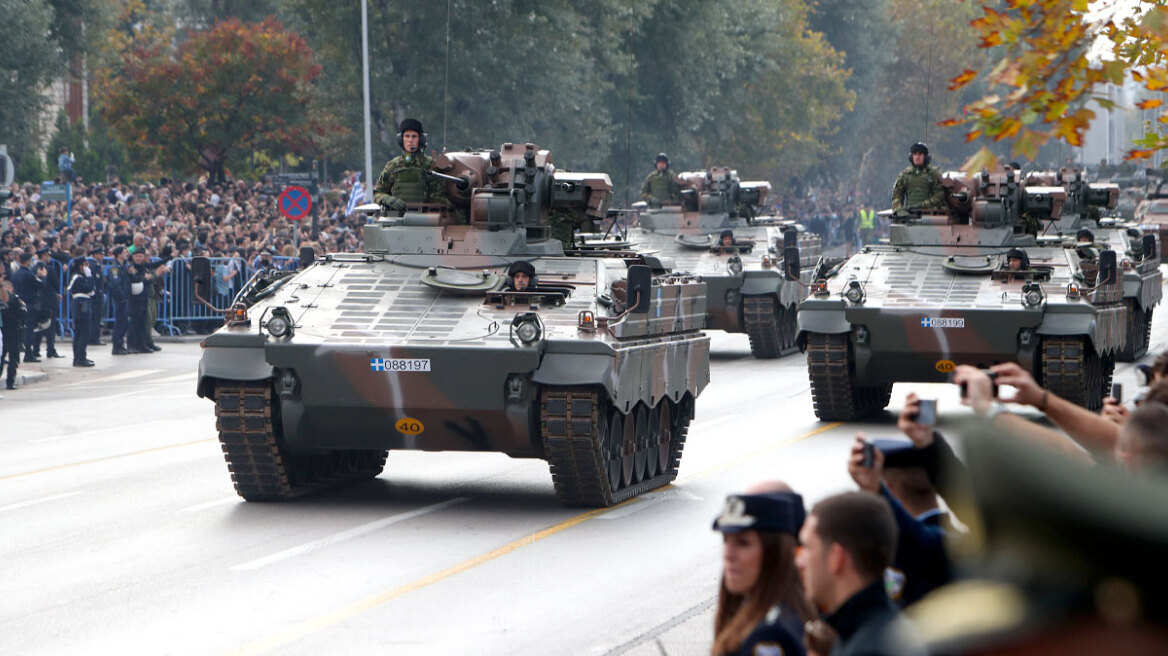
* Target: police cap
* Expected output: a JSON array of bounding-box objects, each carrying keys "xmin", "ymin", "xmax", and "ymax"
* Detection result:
[
  {"xmin": 110, "ymin": 246, "xmax": 126, "ymax": 257},
  {"xmin": 712, "ymin": 492, "xmax": 806, "ymax": 536},
  {"xmin": 88, "ymin": 247, "xmax": 105, "ymax": 256},
  {"xmin": 35, "ymin": 247, "xmax": 50, "ymax": 256}
]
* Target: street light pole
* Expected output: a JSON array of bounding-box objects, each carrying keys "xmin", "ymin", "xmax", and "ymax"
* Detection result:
[{"xmin": 362, "ymin": 0, "xmax": 373, "ymax": 203}]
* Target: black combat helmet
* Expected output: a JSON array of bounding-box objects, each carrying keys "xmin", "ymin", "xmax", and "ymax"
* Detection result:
[
  {"xmin": 1077, "ymin": 228, "xmax": 1095, "ymax": 242},
  {"xmin": 506, "ymin": 260, "xmax": 538, "ymax": 290},
  {"xmin": 1006, "ymin": 247, "xmax": 1030, "ymax": 269},
  {"xmin": 398, "ymin": 118, "xmax": 428, "ymax": 151},
  {"xmin": 656, "ymin": 153, "xmax": 669, "ymax": 165},
  {"xmin": 909, "ymin": 142, "xmax": 931, "ymax": 165}
]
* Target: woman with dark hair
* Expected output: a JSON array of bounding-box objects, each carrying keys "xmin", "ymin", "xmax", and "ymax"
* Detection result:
[
  {"xmin": 712, "ymin": 482, "xmax": 817, "ymax": 656},
  {"xmin": 66, "ymin": 257, "xmax": 95, "ymax": 367}
]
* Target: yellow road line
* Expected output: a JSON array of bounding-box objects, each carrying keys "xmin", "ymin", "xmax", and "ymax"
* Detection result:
[
  {"xmin": 230, "ymin": 420, "xmax": 843, "ymax": 656},
  {"xmin": 0, "ymin": 439, "xmax": 214, "ymax": 482}
]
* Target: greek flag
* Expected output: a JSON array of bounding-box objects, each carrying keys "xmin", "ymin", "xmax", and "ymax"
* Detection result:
[{"xmin": 345, "ymin": 173, "xmax": 365, "ymax": 216}]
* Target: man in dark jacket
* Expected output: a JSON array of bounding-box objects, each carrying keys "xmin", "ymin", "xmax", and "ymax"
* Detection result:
[
  {"xmin": 796, "ymin": 492, "xmax": 924, "ymax": 655},
  {"xmin": 13, "ymin": 253, "xmax": 43, "ymax": 362}
]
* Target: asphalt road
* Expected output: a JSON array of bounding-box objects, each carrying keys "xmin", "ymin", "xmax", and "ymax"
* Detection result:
[{"xmin": 3, "ymin": 320, "xmax": 1164, "ymax": 656}]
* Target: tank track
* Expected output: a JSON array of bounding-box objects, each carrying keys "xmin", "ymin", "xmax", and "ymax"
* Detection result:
[
  {"xmin": 743, "ymin": 295, "xmax": 799, "ymax": 359},
  {"xmin": 214, "ymin": 381, "xmax": 389, "ymax": 501},
  {"xmin": 540, "ymin": 387, "xmax": 689, "ymax": 507},
  {"xmin": 1117, "ymin": 301, "xmax": 1152, "ymax": 362},
  {"xmin": 1040, "ymin": 337, "xmax": 1112, "ymax": 411},
  {"xmin": 806, "ymin": 332, "xmax": 891, "ymax": 421}
]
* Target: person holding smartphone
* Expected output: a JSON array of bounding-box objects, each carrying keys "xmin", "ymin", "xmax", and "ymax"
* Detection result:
[{"xmin": 847, "ymin": 430, "xmax": 952, "ymax": 607}]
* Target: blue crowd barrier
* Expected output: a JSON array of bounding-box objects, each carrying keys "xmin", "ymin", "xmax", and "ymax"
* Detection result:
[{"xmin": 51, "ymin": 255, "xmax": 300, "ymax": 338}]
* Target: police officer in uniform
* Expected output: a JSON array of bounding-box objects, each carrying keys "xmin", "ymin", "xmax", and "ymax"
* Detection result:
[
  {"xmin": 640, "ymin": 153, "xmax": 682, "ymax": 207},
  {"xmin": 106, "ymin": 246, "xmax": 131, "ymax": 355},
  {"xmin": 0, "ymin": 268, "xmax": 24, "ymax": 389},
  {"xmin": 125, "ymin": 250, "xmax": 156, "ymax": 354},
  {"xmin": 86, "ymin": 247, "xmax": 107, "ymax": 346},
  {"xmin": 12, "ymin": 252, "xmax": 41, "ymax": 362},
  {"xmin": 372, "ymin": 118, "xmax": 446, "ymax": 213},
  {"xmin": 891, "ymin": 143, "xmax": 945, "ymax": 214},
  {"xmin": 66, "ymin": 257, "xmax": 95, "ymax": 367},
  {"xmin": 35, "ymin": 248, "xmax": 64, "ymax": 359}
]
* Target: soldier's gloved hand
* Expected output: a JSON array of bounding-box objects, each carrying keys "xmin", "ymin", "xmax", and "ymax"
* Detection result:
[{"xmin": 384, "ymin": 197, "xmax": 407, "ymax": 212}]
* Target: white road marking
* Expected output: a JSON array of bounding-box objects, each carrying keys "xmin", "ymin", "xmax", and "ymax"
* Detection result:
[
  {"xmin": 64, "ymin": 369, "xmax": 164, "ymax": 386},
  {"xmin": 181, "ymin": 497, "xmax": 239, "ymax": 513},
  {"xmin": 27, "ymin": 418, "xmax": 180, "ymax": 443},
  {"xmin": 153, "ymin": 373, "xmax": 198, "ymax": 384},
  {"xmin": 230, "ymin": 497, "xmax": 468, "ymax": 571},
  {"xmin": 0, "ymin": 492, "xmax": 81, "ymax": 514},
  {"xmin": 688, "ymin": 412, "xmax": 742, "ymax": 434}
]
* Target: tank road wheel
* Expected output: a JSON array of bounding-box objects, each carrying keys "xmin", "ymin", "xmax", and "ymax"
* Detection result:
[
  {"xmin": 214, "ymin": 381, "xmax": 388, "ymax": 501},
  {"xmin": 540, "ymin": 387, "xmax": 684, "ymax": 507},
  {"xmin": 1041, "ymin": 337, "xmax": 1109, "ymax": 411},
  {"xmin": 744, "ymin": 295, "xmax": 783, "ymax": 359},
  {"xmin": 805, "ymin": 333, "xmax": 890, "ymax": 421},
  {"xmin": 1118, "ymin": 301, "xmax": 1151, "ymax": 362},
  {"xmin": 633, "ymin": 405, "xmax": 650, "ymax": 484}
]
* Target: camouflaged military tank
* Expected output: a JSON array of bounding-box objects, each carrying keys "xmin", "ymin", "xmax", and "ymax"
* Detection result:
[
  {"xmin": 191, "ymin": 143, "xmax": 711, "ymax": 507},
  {"xmin": 1025, "ymin": 168, "xmax": 1162, "ymax": 361},
  {"xmin": 625, "ymin": 167, "xmax": 820, "ymax": 358},
  {"xmin": 798, "ymin": 167, "xmax": 1128, "ymax": 420}
]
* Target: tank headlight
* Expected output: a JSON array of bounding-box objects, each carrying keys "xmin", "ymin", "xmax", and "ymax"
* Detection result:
[
  {"xmin": 511, "ymin": 312, "xmax": 543, "ymax": 345},
  {"xmin": 265, "ymin": 307, "xmax": 294, "ymax": 338},
  {"xmin": 1021, "ymin": 283, "xmax": 1045, "ymax": 309},
  {"xmin": 727, "ymin": 256, "xmax": 744, "ymax": 275},
  {"xmin": 844, "ymin": 281, "xmax": 865, "ymax": 304}
]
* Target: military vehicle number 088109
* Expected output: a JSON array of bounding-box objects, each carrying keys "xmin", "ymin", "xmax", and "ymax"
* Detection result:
[{"xmin": 370, "ymin": 358, "xmax": 432, "ymax": 372}]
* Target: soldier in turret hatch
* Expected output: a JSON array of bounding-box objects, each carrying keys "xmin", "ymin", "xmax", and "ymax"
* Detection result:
[
  {"xmin": 891, "ymin": 143, "xmax": 945, "ymax": 214},
  {"xmin": 503, "ymin": 261, "xmax": 538, "ymax": 292},
  {"xmin": 373, "ymin": 118, "xmax": 447, "ymax": 213},
  {"xmin": 640, "ymin": 153, "xmax": 682, "ymax": 207}
]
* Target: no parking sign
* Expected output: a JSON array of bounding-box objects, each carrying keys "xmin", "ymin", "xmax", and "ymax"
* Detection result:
[{"xmin": 278, "ymin": 185, "xmax": 313, "ymax": 221}]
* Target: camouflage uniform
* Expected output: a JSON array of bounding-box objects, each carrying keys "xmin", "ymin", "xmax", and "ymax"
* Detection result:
[
  {"xmin": 891, "ymin": 165, "xmax": 945, "ymax": 212},
  {"xmin": 373, "ymin": 152, "xmax": 447, "ymax": 207},
  {"xmin": 548, "ymin": 210, "xmax": 597, "ymax": 249},
  {"xmin": 640, "ymin": 169, "xmax": 682, "ymax": 207}
]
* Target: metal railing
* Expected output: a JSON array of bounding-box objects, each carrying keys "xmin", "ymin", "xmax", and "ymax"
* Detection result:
[{"xmin": 48, "ymin": 256, "xmax": 299, "ymax": 337}]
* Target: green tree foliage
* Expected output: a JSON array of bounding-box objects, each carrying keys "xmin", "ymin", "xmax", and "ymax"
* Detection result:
[
  {"xmin": 280, "ymin": 0, "xmax": 852, "ymax": 200},
  {"xmin": 97, "ymin": 17, "xmax": 343, "ymax": 181},
  {"xmin": 0, "ymin": 0, "xmax": 62, "ymax": 165},
  {"xmin": 948, "ymin": 1, "xmax": 1168, "ymax": 169}
]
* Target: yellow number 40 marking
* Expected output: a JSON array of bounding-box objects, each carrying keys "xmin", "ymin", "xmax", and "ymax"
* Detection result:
[
  {"xmin": 395, "ymin": 418, "xmax": 425, "ymax": 435},
  {"xmin": 934, "ymin": 360, "xmax": 956, "ymax": 374}
]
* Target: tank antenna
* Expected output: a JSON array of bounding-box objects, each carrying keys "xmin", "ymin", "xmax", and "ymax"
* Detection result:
[
  {"xmin": 924, "ymin": 28, "xmax": 934, "ymax": 143},
  {"xmin": 624, "ymin": 27, "xmax": 633, "ymax": 207},
  {"xmin": 442, "ymin": 0, "xmax": 452, "ymax": 152}
]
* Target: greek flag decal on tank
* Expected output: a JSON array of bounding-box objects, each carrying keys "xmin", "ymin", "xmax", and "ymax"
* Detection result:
[{"xmin": 920, "ymin": 317, "xmax": 965, "ymax": 328}]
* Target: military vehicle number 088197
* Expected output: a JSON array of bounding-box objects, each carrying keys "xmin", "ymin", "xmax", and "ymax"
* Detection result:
[{"xmin": 370, "ymin": 358, "xmax": 432, "ymax": 372}]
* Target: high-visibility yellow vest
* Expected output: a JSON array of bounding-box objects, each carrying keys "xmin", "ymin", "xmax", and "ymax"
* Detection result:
[{"xmin": 860, "ymin": 209, "xmax": 875, "ymax": 230}]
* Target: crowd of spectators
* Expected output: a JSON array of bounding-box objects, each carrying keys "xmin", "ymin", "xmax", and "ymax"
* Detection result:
[{"xmin": 1, "ymin": 174, "xmax": 368, "ymax": 273}]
